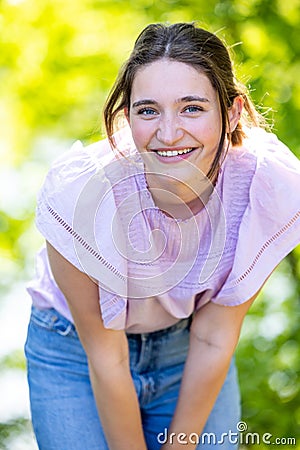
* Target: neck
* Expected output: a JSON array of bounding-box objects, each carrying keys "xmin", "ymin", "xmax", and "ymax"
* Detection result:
[{"xmin": 146, "ymin": 173, "xmax": 214, "ymax": 220}]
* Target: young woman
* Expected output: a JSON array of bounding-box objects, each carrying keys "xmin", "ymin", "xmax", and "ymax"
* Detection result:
[{"xmin": 25, "ymin": 22, "xmax": 300, "ymax": 450}]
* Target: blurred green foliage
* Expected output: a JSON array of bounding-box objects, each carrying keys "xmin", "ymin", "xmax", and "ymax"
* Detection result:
[{"xmin": 0, "ymin": 0, "xmax": 299, "ymax": 447}]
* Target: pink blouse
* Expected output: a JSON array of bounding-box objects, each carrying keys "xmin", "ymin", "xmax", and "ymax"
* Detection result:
[{"xmin": 27, "ymin": 127, "xmax": 300, "ymax": 333}]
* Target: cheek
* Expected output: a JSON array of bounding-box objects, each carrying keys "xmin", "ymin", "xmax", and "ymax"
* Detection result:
[
  {"xmin": 130, "ymin": 121, "xmax": 154, "ymax": 149},
  {"xmin": 199, "ymin": 117, "xmax": 222, "ymax": 143},
  {"xmin": 190, "ymin": 122, "xmax": 218, "ymax": 144}
]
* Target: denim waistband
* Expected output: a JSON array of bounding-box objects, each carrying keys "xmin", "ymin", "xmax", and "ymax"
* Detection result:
[{"xmin": 31, "ymin": 305, "xmax": 192, "ymax": 340}]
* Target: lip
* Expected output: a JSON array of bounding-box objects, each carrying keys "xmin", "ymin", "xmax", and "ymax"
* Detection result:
[{"xmin": 147, "ymin": 147, "xmax": 198, "ymax": 163}]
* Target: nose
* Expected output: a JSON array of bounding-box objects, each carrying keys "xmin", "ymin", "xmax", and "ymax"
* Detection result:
[{"xmin": 156, "ymin": 113, "xmax": 184, "ymax": 146}]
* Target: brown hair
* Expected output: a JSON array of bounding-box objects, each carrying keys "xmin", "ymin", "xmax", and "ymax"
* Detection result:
[{"xmin": 104, "ymin": 22, "xmax": 265, "ymax": 180}]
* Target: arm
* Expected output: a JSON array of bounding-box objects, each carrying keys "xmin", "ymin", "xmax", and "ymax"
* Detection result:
[
  {"xmin": 46, "ymin": 242, "xmax": 147, "ymax": 450},
  {"xmin": 161, "ymin": 294, "xmax": 258, "ymax": 450}
]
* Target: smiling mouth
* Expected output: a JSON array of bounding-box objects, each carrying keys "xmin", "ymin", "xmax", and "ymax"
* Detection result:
[{"xmin": 155, "ymin": 147, "xmax": 196, "ymax": 157}]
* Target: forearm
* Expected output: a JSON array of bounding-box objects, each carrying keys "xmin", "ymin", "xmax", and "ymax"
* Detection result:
[
  {"xmin": 161, "ymin": 298, "xmax": 256, "ymax": 450},
  {"xmin": 89, "ymin": 359, "xmax": 147, "ymax": 450},
  {"xmin": 162, "ymin": 336, "xmax": 233, "ymax": 450},
  {"xmin": 47, "ymin": 242, "xmax": 146, "ymax": 449}
]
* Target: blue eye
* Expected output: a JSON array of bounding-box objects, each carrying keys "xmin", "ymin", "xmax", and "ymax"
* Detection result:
[
  {"xmin": 137, "ymin": 107, "xmax": 157, "ymax": 116},
  {"xmin": 184, "ymin": 105, "xmax": 203, "ymax": 113}
]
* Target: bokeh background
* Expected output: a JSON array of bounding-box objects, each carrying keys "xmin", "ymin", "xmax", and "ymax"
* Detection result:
[{"xmin": 1, "ymin": 0, "xmax": 300, "ymax": 448}]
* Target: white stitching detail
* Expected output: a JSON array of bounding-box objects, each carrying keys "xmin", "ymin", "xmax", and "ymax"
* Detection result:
[
  {"xmin": 47, "ymin": 205, "xmax": 126, "ymax": 281},
  {"xmin": 233, "ymin": 210, "xmax": 300, "ymax": 286}
]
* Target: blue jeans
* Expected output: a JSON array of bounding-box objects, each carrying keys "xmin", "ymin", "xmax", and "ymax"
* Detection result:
[{"xmin": 24, "ymin": 306, "xmax": 241, "ymax": 450}]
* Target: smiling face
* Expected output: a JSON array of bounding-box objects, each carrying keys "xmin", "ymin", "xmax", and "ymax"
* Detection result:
[
  {"xmin": 126, "ymin": 59, "xmax": 225, "ymax": 214},
  {"xmin": 128, "ymin": 58, "xmax": 222, "ymax": 172}
]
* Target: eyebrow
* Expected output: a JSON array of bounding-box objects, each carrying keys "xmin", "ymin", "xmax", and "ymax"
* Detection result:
[
  {"xmin": 132, "ymin": 99, "xmax": 158, "ymax": 108},
  {"xmin": 178, "ymin": 95, "xmax": 210, "ymax": 104},
  {"xmin": 131, "ymin": 95, "xmax": 210, "ymax": 109}
]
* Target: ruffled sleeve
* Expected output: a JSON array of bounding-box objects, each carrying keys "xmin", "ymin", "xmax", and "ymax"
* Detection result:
[
  {"xmin": 212, "ymin": 129, "xmax": 300, "ymax": 306},
  {"xmin": 36, "ymin": 140, "xmax": 103, "ymax": 271},
  {"xmin": 35, "ymin": 137, "xmax": 130, "ymax": 329}
]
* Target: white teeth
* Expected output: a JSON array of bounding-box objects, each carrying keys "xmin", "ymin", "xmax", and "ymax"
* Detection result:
[{"xmin": 156, "ymin": 148, "xmax": 194, "ymax": 157}]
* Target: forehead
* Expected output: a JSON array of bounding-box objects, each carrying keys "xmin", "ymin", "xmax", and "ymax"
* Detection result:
[{"xmin": 131, "ymin": 59, "xmax": 216, "ymax": 100}]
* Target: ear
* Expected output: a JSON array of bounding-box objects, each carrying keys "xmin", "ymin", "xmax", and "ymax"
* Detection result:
[
  {"xmin": 228, "ymin": 95, "xmax": 244, "ymax": 132},
  {"xmin": 124, "ymin": 107, "xmax": 130, "ymax": 124}
]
